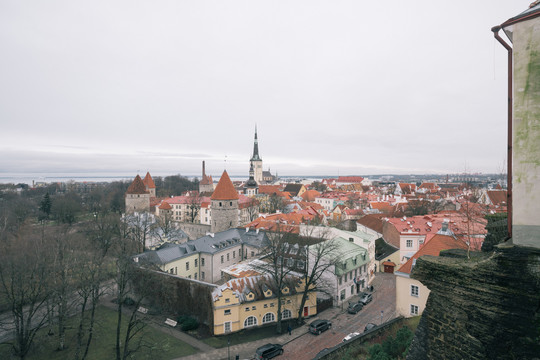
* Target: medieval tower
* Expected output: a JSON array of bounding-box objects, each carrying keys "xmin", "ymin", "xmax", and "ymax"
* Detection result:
[
  {"xmin": 250, "ymin": 127, "xmax": 263, "ymax": 184},
  {"xmin": 142, "ymin": 172, "xmax": 156, "ymax": 197},
  {"xmin": 125, "ymin": 174, "xmax": 151, "ymax": 213},
  {"xmin": 210, "ymin": 170, "xmax": 239, "ymax": 233},
  {"xmin": 244, "ymin": 163, "xmax": 259, "ymax": 196},
  {"xmin": 199, "ymin": 161, "xmax": 214, "ymax": 194}
]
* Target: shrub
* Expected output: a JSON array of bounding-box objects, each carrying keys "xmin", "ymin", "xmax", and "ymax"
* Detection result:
[{"xmin": 181, "ymin": 317, "xmax": 199, "ymax": 331}]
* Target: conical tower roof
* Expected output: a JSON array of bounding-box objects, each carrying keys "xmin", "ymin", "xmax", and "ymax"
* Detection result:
[
  {"xmin": 211, "ymin": 170, "xmax": 239, "ymax": 200},
  {"xmin": 143, "ymin": 172, "xmax": 156, "ymax": 189},
  {"xmin": 126, "ymin": 175, "xmax": 148, "ymax": 194},
  {"xmin": 250, "ymin": 126, "xmax": 262, "ymax": 161}
]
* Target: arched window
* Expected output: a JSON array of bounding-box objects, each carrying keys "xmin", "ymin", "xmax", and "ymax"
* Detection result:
[
  {"xmin": 282, "ymin": 309, "xmax": 292, "ymax": 320},
  {"xmin": 244, "ymin": 316, "xmax": 257, "ymax": 328},
  {"xmin": 262, "ymin": 312, "xmax": 275, "ymax": 324}
]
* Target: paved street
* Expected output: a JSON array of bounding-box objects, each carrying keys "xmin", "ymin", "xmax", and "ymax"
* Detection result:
[
  {"xmin": 281, "ymin": 273, "xmax": 396, "ymax": 360},
  {"xmin": 175, "ymin": 272, "xmax": 396, "ymax": 360}
]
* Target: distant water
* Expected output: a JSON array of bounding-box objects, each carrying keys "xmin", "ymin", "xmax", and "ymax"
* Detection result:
[{"xmin": 0, "ymin": 173, "xmax": 326, "ymax": 185}]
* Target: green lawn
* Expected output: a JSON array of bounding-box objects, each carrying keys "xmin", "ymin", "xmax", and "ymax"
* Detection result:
[{"xmin": 0, "ymin": 306, "xmax": 198, "ymax": 360}]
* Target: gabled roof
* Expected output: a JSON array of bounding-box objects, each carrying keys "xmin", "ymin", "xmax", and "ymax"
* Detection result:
[
  {"xmin": 126, "ymin": 175, "xmax": 149, "ymax": 195},
  {"xmin": 200, "ymin": 174, "xmax": 213, "ymax": 185},
  {"xmin": 159, "ymin": 202, "xmax": 172, "ymax": 210},
  {"xmin": 397, "ymin": 234, "xmax": 467, "ymax": 274},
  {"xmin": 143, "ymin": 172, "xmax": 156, "ymax": 189},
  {"xmin": 283, "ymin": 184, "xmax": 304, "ymax": 196},
  {"xmin": 487, "ymin": 190, "xmax": 507, "ymax": 206},
  {"xmin": 301, "ymin": 189, "xmax": 321, "ymax": 202},
  {"xmin": 211, "ymin": 171, "xmax": 239, "ymax": 200},
  {"xmin": 337, "ymin": 176, "xmax": 364, "ymax": 183},
  {"xmin": 357, "ymin": 214, "xmax": 384, "ymax": 234}
]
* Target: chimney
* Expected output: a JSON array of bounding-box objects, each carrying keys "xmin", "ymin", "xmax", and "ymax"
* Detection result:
[{"xmin": 202, "ymin": 161, "xmax": 206, "ymax": 177}]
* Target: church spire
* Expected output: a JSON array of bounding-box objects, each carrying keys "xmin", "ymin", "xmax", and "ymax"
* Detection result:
[{"xmin": 251, "ymin": 126, "xmax": 261, "ymax": 161}]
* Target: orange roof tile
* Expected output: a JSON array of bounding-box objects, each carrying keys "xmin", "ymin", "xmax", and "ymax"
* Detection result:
[
  {"xmin": 397, "ymin": 234, "xmax": 468, "ymax": 274},
  {"xmin": 126, "ymin": 175, "xmax": 148, "ymax": 195},
  {"xmin": 301, "ymin": 189, "xmax": 321, "ymax": 202},
  {"xmin": 159, "ymin": 202, "xmax": 172, "ymax": 210},
  {"xmin": 143, "ymin": 172, "xmax": 156, "ymax": 189},
  {"xmin": 211, "ymin": 171, "xmax": 239, "ymax": 200}
]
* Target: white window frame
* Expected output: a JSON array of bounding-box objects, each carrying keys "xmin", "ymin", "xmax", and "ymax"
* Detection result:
[
  {"xmin": 244, "ymin": 316, "xmax": 257, "ymax": 328},
  {"xmin": 282, "ymin": 309, "xmax": 291, "ymax": 319},
  {"xmin": 224, "ymin": 321, "xmax": 231, "ymax": 333},
  {"xmin": 411, "ymin": 284, "xmax": 419, "ymax": 297},
  {"xmin": 410, "ymin": 304, "xmax": 419, "ymax": 315},
  {"xmin": 262, "ymin": 312, "xmax": 275, "ymax": 324},
  {"xmin": 406, "ymin": 239, "xmax": 413, "ymax": 248}
]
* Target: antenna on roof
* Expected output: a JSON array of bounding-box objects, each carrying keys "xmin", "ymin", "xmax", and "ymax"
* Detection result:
[{"xmin": 224, "ymin": 155, "xmax": 227, "ymax": 170}]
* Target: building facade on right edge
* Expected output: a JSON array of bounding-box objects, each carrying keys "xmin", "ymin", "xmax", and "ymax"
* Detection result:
[{"xmin": 498, "ymin": 2, "xmax": 540, "ymax": 249}]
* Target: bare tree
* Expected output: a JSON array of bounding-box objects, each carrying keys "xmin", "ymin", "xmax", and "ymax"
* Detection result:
[
  {"xmin": 246, "ymin": 197, "xmax": 260, "ymax": 222},
  {"xmin": 252, "ymin": 225, "xmax": 298, "ymax": 334},
  {"xmin": 113, "ymin": 219, "xmax": 150, "ymax": 360},
  {"xmin": 73, "ymin": 213, "xmax": 117, "ymax": 360},
  {"xmin": 48, "ymin": 226, "xmax": 81, "ymax": 351},
  {"xmin": 0, "ymin": 227, "xmax": 52, "ymax": 359},
  {"xmin": 295, "ymin": 227, "xmax": 341, "ymax": 325},
  {"xmin": 124, "ymin": 212, "xmax": 155, "ymax": 252},
  {"xmin": 458, "ymin": 198, "xmax": 487, "ymax": 259},
  {"xmin": 185, "ymin": 192, "xmax": 200, "ymax": 223}
]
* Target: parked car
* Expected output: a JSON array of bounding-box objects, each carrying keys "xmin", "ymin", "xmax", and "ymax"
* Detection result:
[
  {"xmin": 343, "ymin": 332, "xmax": 360, "ymax": 342},
  {"xmin": 309, "ymin": 319, "xmax": 332, "ymax": 335},
  {"xmin": 359, "ymin": 292, "xmax": 373, "ymax": 305},
  {"xmin": 347, "ymin": 302, "xmax": 363, "ymax": 314},
  {"xmin": 255, "ymin": 343, "xmax": 283, "ymax": 359},
  {"xmin": 364, "ymin": 323, "xmax": 377, "ymax": 333}
]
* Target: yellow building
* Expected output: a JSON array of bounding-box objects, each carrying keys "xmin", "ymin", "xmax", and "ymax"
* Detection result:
[{"xmin": 212, "ymin": 275, "xmax": 316, "ymax": 335}]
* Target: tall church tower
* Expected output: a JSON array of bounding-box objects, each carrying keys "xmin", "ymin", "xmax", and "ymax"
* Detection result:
[
  {"xmin": 210, "ymin": 170, "xmax": 239, "ymax": 233},
  {"xmin": 250, "ymin": 127, "xmax": 263, "ymax": 184}
]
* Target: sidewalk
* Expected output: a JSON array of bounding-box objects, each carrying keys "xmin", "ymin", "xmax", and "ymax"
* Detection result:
[{"xmin": 173, "ymin": 306, "xmax": 344, "ymax": 360}]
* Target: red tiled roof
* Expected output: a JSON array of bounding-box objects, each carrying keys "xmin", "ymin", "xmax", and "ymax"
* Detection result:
[
  {"xmin": 211, "ymin": 171, "xmax": 239, "ymax": 200},
  {"xmin": 200, "ymin": 174, "xmax": 213, "ymax": 186},
  {"xmin": 159, "ymin": 202, "xmax": 172, "ymax": 210},
  {"xmin": 386, "ymin": 213, "xmax": 487, "ymax": 236},
  {"xmin": 301, "ymin": 189, "xmax": 321, "ymax": 202},
  {"xmin": 143, "ymin": 172, "xmax": 156, "ymax": 189},
  {"xmin": 126, "ymin": 175, "xmax": 148, "ymax": 195},
  {"xmin": 357, "ymin": 214, "xmax": 384, "ymax": 234},
  {"xmin": 258, "ymin": 185, "xmax": 281, "ymax": 195},
  {"xmin": 487, "ymin": 190, "xmax": 507, "ymax": 206},
  {"xmin": 337, "ymin": 176, "xmax": 364, "ymax": 183},
  {"xmin": 397, "ymin": 234, "xmax": 468, "ymax": 274}
]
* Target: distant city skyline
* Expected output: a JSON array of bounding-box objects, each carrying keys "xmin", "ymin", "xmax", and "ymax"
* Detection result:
[{"xmin": 0, "ymin": 1, "xmax": 530, "ymax": 177}]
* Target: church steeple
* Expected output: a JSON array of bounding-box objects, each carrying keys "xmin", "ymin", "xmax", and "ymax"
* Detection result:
[{"xmin": 251, "ymin": 126, "xmax": 261, "ymax": 161}]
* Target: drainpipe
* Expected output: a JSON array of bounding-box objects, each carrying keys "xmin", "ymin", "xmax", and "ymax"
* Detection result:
[{"xmin": 491, "ymin": 25, "xmax": 512, "ymax": 240}]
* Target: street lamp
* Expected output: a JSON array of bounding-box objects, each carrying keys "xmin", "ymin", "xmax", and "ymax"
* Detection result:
[
  {"xmin": 380, "ymin": 310, "xmax": 384, "ymax": 325},
  {"xmin": 227, "ymin": 337, "xmax": 230, "ymax": 360}
]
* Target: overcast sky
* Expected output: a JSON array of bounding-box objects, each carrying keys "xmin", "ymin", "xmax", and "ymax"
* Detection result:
[{"xmin": 0, "ymin": 1, "xmax": 531, "ymax": 178}]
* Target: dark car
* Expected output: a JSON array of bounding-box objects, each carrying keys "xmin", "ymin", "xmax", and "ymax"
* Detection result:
[
  {"xmin": 309, "ymin": 319, "xmax": 332, "ymax": 335},
  {"xmin": 364, "ymin": 323, "xmax": 377, "ymax": 333},
  {"xmin": 255, "ymin": 343, "xmax": 283, "ymax": 359},
  {"xmin": 347, "ymin": 302, "xmax": 363, "ymax": 314},
  {"xmin": 359, "ymin": 292, "xmax": 373, "ymax": 305}
]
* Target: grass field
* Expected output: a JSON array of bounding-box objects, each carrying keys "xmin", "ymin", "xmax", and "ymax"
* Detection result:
[{"xmin": 0, "ymin": 306, "xmax": 198, "ymax": 360}]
